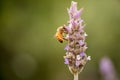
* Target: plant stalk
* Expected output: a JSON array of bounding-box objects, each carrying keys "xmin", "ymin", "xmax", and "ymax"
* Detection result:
[{"xmin": 74, "ymin": 73, "xmax": 78, "ymax": 80}]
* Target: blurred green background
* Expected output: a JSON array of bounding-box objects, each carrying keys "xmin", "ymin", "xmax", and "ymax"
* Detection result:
[{"xmin": 0, "ymin": 0, "xmax": 120, "ymax": 80}]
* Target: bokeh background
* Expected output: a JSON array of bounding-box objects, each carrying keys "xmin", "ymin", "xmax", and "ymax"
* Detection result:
[{"xmin": 0, "ymin": 0, "xmax": 120, "ymax": 80}]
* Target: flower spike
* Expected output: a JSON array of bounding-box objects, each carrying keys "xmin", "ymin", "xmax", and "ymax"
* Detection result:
[{"xmin": 55, "ymin": 1, "xmax": 90, "ymax": 80}]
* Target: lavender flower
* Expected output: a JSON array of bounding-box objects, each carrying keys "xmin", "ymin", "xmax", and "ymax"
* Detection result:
[
  {"xmin": 100, "ymin": 56, "xmax": 118, "ymax": 80},
  {"xmin": 63, "ymin": 1, "xmax": 90, "ymax": 75},
  {"xmin": 55, "ymin": 1, "xmax": 90, "ymax": 80}
]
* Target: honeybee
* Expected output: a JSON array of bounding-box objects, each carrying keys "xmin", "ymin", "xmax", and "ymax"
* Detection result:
[{"xmin": 55, "ymin": 26, "xmax": 67, "ymax": 43}]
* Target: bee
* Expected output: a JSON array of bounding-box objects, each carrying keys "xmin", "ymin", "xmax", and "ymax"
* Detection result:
[{"xmin": 55, "ymin": 26, "xmax": 67, "ymax": 43}]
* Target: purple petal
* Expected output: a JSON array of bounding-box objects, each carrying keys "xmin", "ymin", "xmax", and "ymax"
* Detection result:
[
  {"xmin": 79, "ymin": 40, "xmax": 84, "ymax": 46},
  {"xmin": 64, "ymin": 58, "xmax": 69, "ymax": 64},
  {"xmin": 78, "ymin": 26, "xmax": 84, "ymax": 32},
  {"xmin": 64, "ymin": 26, "xmax": 71, "ymax": 33},
  {"xmin": 71, "ymin": 20, "xmax": 79, "ymax": 28},
  {"xmin": 76, "ymin": 60, "xmax": 80, "ymax": 66},
  {"xmin": 74, "ymin": 8, "xmax": 83, "ymax": 19},
  {"xmin": 75, "ymin": 33, "xmax": 83, "ymax": 40},
  {"xmin": 64, "ymin": 44, "xmax": 69, "ymax": 51},
  {"xmin": 69, "ymin": 1, "xmax": 77, "ymax": 14},
  {"xmin": 68, "ymin": 1, "xmax": 77, "ymax": 19},
  {"xmin": 79, "ymin": 52, "xmax": 85, "ymax": 57}
]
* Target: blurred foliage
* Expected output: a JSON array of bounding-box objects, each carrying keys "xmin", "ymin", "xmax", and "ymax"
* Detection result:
[{"xmin": 0, "ymin": 0, "xmax": 120, "ymax": 80}]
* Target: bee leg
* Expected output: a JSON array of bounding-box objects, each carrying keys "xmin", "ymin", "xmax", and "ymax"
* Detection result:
[
  {"xmin": 63, "ymin": 37, "xmax": 68, "ymax": 41},
  {"xmin": 59, "ymin": 40, "xmax": 63, "ymax": 43}
]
